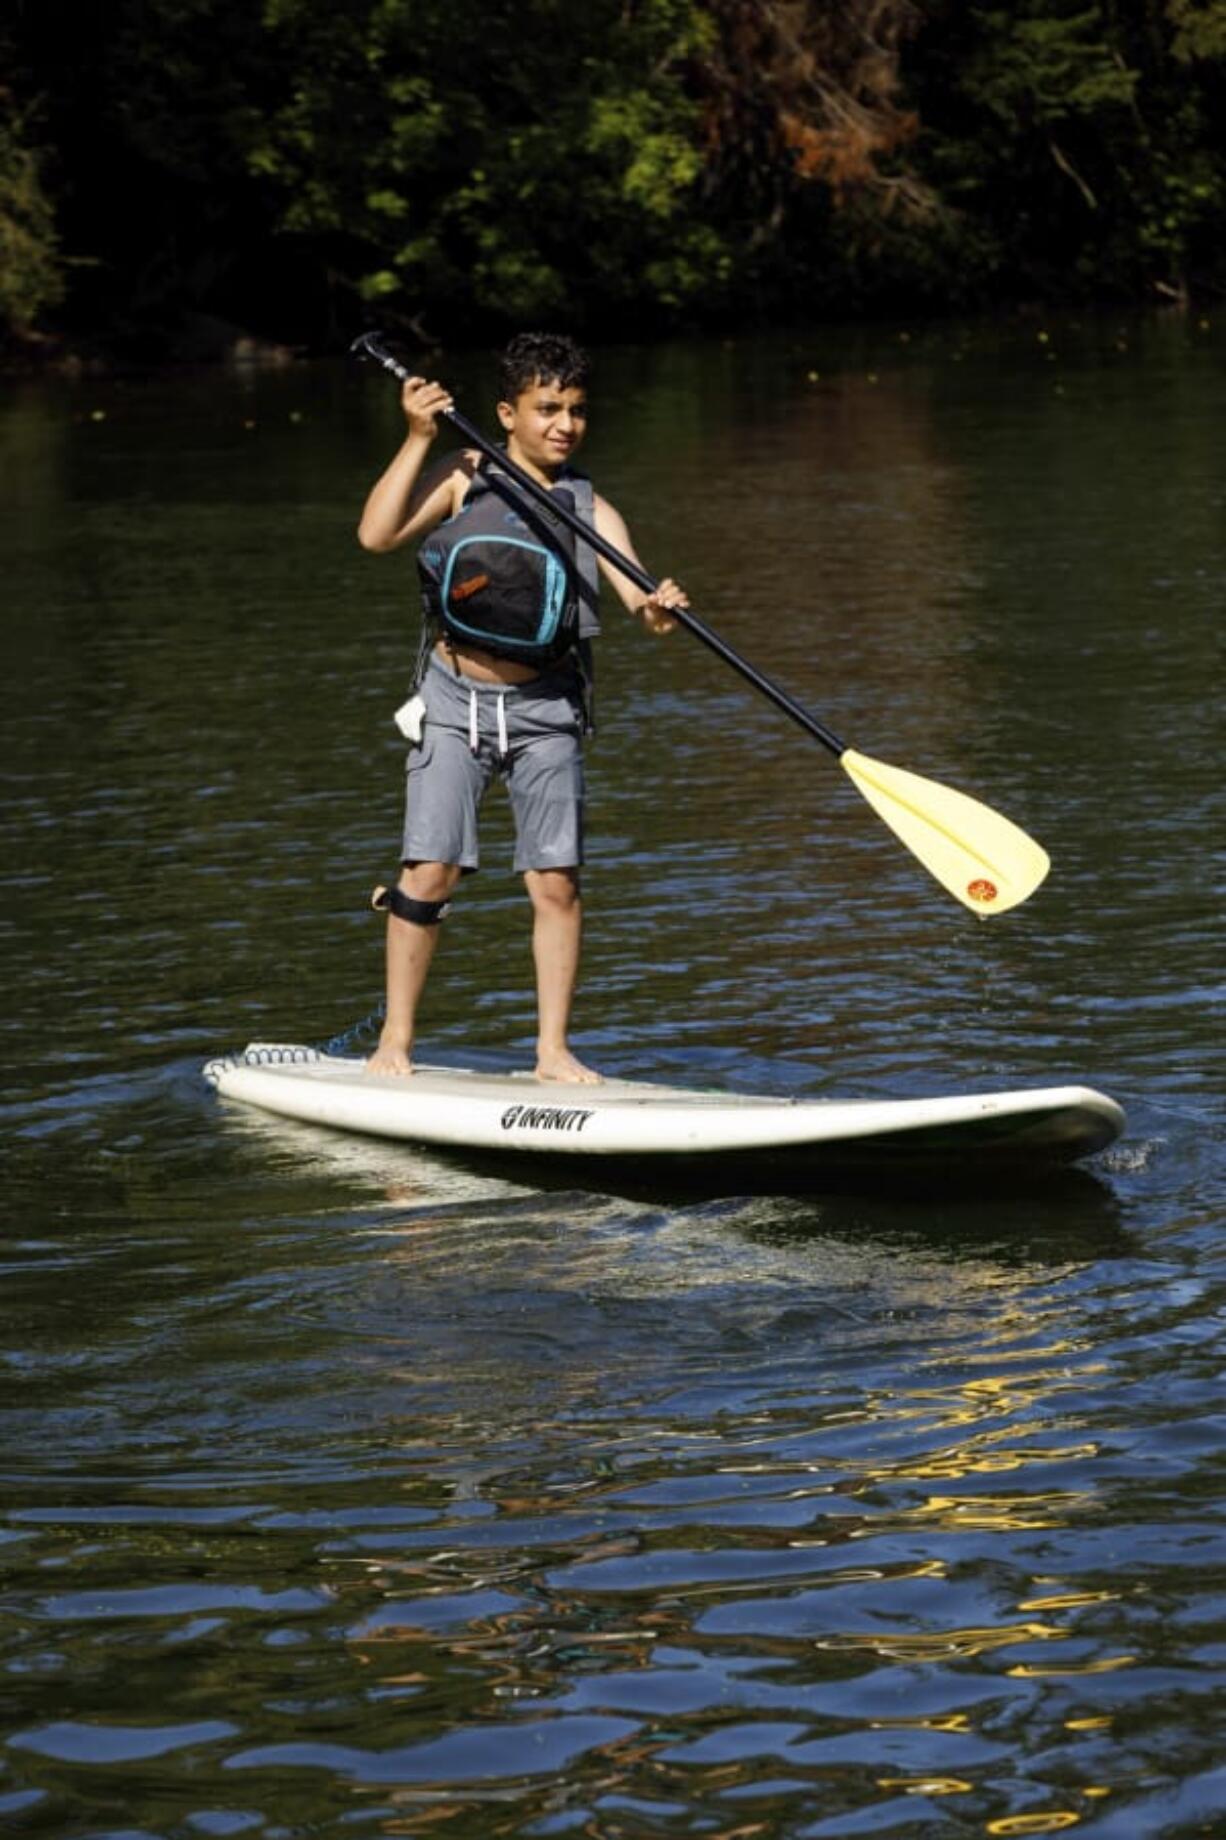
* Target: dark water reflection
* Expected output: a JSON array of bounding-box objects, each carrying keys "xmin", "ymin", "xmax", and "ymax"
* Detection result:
[{"xmin": 2, "ymin": 316, "xmax": 1223, "ymax": 1835}]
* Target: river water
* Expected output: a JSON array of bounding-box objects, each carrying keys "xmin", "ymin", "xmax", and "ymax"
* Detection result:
[{"xmin": 2, "ymin": 317, "xmax": 1223, "ymax": 1837}]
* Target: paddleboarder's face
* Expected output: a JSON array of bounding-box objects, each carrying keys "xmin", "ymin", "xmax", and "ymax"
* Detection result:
[{"xmin": 498, "ymin": 377, "xmax": 588, "ymax": 476}]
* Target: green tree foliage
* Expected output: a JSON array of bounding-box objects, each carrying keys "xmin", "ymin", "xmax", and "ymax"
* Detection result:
[
  {"xmin": 685, "ymin": 0, "xmax": 940, "ymax": 313},
  {"xmin": 241, "ymin": 0, "xmax": 724, "ymax": 330},
  {"xmin": 904, "ymin": 1, "xmax": 1226, "ymax": 305},
  {"xmin": 1168, "ymin": 0, "xmax": 1226, "ymax": 59},
  {"xmin": 5, "ymin": 0, "xmax": 1226, "ymax": 349},
  {"xmin": 0, "ymin": 94, "xmax": 64, "ymax": 339},
  {"xmin": 4, "ymin": 0, "xmax": 286, "ymax": 350}
]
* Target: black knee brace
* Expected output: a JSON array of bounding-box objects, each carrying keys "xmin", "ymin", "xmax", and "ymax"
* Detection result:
[{"xmin": 371, "ymin": 884, "xmax": 452, "ymax": 926}]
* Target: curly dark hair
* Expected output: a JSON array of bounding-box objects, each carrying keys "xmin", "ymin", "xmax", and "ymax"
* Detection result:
[{"xmin": 499, "ymin": 332, "xmax": 590, "ymax": 401}]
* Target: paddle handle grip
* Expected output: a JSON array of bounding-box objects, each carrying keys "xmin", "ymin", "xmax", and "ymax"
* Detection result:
[{"xmin": 352, "ymin": 332, "xmax": 848, "ymax": 759}]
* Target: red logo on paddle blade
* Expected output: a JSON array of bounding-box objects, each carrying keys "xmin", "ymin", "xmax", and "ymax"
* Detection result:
[{"xmin": 967, "ymin": 878, "xmax": 999, "ymax": 903}]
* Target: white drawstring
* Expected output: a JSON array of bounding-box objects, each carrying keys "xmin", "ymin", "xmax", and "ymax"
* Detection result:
[{"xmin": 467, "ymin": 685, "xmax": 511, "ymax": 759}]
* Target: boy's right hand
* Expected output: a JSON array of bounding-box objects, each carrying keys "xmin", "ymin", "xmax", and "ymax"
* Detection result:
[{"xmin": 400, "ymin": 377, "xmax": 454, "ymax": 440}]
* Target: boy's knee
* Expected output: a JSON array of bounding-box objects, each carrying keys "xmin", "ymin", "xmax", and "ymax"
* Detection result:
[
  {"xmin": 526, "ymin": 867, "xmax": 581, "ymax": 911},
  {"xmin": 402, "ymin": 860, "xmax": 462, "ymax": 903}
]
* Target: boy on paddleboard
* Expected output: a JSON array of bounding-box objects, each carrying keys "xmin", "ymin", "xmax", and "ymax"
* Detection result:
[{"xmin": 357, "ymin": 332, "xmax": 688, "ymax": 1082}]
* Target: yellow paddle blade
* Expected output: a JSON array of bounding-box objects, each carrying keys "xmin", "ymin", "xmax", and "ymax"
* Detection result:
[{"xmin": 840, "ymin": 748, "xmax": 1050, "ymax": 917}]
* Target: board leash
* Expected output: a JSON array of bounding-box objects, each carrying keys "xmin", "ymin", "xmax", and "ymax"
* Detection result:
[
  {"xmin": 317, "ymin": 1002, "xmax": 387, "ymax": 1058},
  {"xmin": 207, "ymin": 1001, "xmax": 386, "ymax": 1076}
]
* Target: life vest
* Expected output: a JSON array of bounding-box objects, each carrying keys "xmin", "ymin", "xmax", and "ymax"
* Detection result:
[{"xmin": 417, "ymin": 460, "xmax": 600, "ymax": 668}]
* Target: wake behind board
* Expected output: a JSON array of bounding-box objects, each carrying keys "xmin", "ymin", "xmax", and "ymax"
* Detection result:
[{"xmin": 203, "ymin": 1046, "xmax": 1124, "ymax": 1184}]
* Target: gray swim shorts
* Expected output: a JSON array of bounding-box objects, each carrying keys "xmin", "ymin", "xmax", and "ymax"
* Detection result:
[{"xmin": 401, "ymin": 654, "xmax": 586, "ymax": 872}]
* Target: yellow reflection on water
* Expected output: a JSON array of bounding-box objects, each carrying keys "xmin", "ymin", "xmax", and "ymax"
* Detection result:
[
  {"xmin": 868, "ymin": 1444, "xmax": 1099, "ymax": 1483},
  {"xmin": 911, "ymin": 1490, "xmax": 1094, "ymax": 1531},
  {"xmin": 1019, "ymin": 1589, "xmax": 1117, "ymax": 1611},
  {"xmin": 895, "ymin": 1363, "xmax": 1105, "ymax": 1429},
  {"xmin": 986, "ymin": 1815, "xmax": 1081, "ymax": 1835},
  {"xmin": 1007, "ymin": 1654, "xmax": 1135, "ymax": 1678},
  {"xmin": 870, "ymin": 1712, "xmax": 972, "ymax": 1733},
  {"xmin": 817, "ymin": 1619, "xmax": 1065, "ymax": 1661},
  {"xmin": 876, "ymin": 1775, "xmax": 973, "ymax": 1795}
]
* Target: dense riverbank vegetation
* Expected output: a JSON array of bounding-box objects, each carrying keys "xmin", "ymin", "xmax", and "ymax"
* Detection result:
[{"xmin": 4, "ymin": 0, "xmax": 1225, "ymax": 357}]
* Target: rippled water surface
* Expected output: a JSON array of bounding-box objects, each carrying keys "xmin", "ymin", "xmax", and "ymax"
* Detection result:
[{"xmin": 3, "ymin": 318, "xmax": 1223, "ymax": 1838}]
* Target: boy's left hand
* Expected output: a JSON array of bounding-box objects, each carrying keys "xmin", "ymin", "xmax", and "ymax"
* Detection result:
[{"xmin": 640, "ymin": 577, "xmax": 688, "ymax": 634}]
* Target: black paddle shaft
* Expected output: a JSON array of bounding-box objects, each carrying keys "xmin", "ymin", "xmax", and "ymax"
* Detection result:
[{"xmin": 352, "ymin": 332, "xmax": 848, "ymax": 758}]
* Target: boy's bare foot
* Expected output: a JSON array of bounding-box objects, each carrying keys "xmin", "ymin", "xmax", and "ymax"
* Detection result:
[
  {"xmin": 535, "ymin": 1046, "xmax": 602, "ymax": 1085},
  {"xmin": 366, "ymin": 1037, "xmax": 414, "ymax": 1077}
]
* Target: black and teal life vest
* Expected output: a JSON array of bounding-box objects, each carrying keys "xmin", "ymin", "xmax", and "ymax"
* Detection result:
[{"xmin": 417, "ymin": 461, "xmax": 600, "ymax": 668}]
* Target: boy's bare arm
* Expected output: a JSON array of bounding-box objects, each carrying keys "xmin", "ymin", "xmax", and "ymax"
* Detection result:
[
  {"xmin": 592, "ymin": 496, "xmax": 688, "ymax": 632},
  {"xmin": 357, "ymin": 377, "xmax": 473, "ymax": 552}
]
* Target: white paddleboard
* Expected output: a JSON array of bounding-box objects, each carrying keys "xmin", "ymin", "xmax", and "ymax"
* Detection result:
[{"xmin": 204, "ymin": 1045, "xmax": 1124, "ymax": 1180}]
